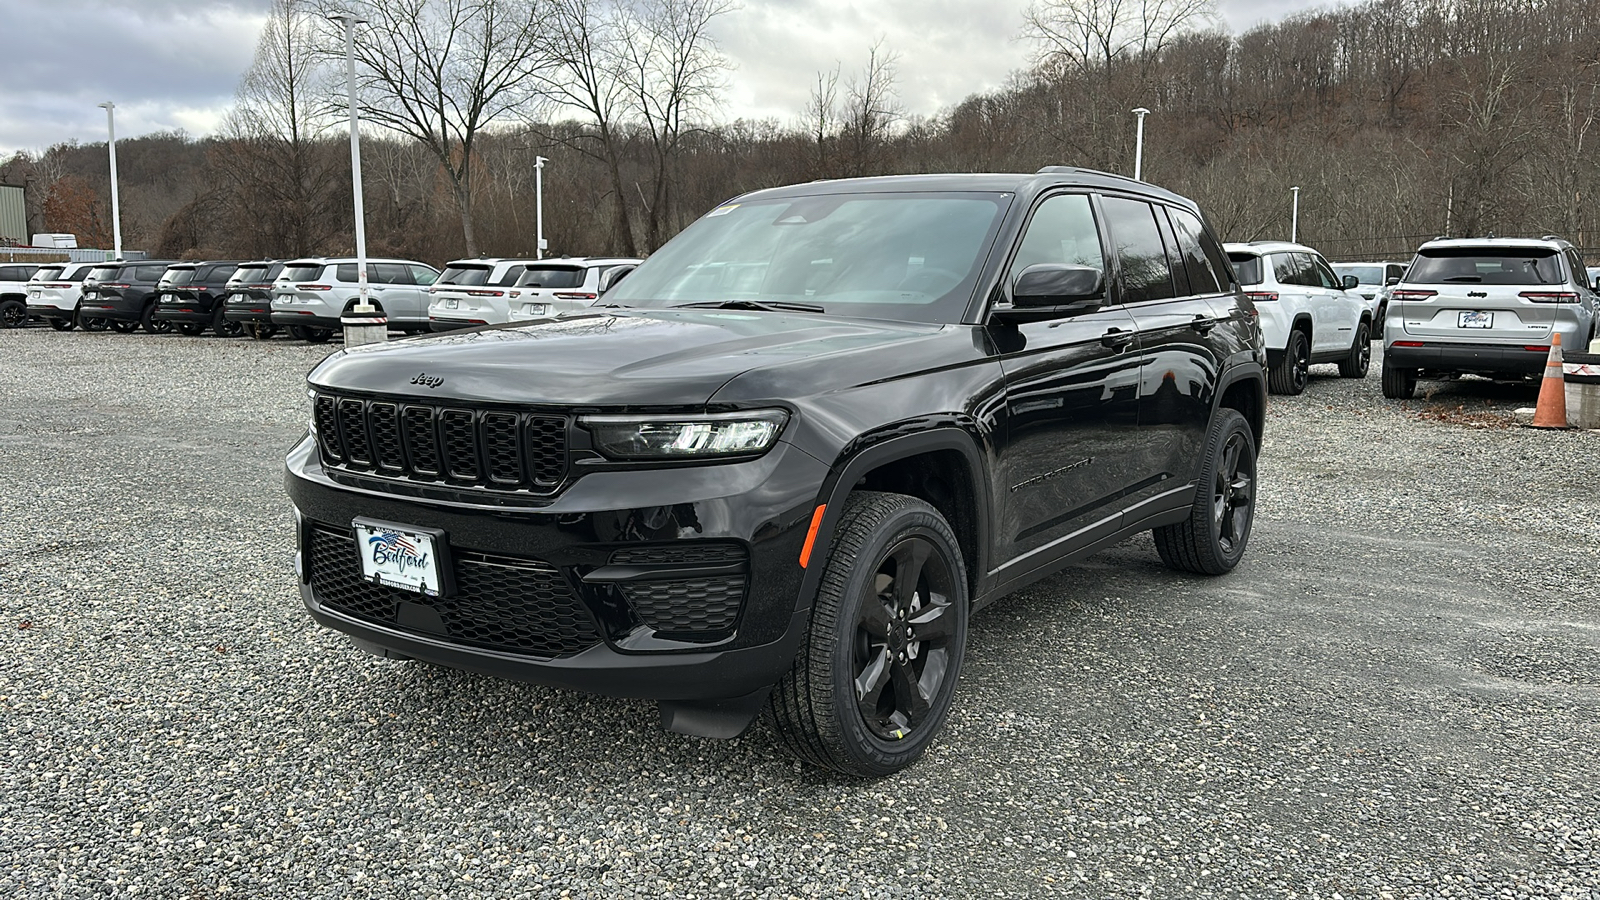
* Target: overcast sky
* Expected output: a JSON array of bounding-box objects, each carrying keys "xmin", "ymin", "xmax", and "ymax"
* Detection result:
[{"xmin": 0, "ymin": 0, "xmax": 1332, "ymax": 157}]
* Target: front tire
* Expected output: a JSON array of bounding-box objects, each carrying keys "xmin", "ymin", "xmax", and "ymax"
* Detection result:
[
  {"xmin": 1268, "ymin": 330, "xmax": 1309, "ymax": 395},
  {"xmin": 1153, "ymin": 408, "xmax": 1257, "ymax": 575},
  {"xmin": 766, "ymin": 492, "xmax": 969, "ymax": 777},
  {"xmin": 1338, "ymin": 321, "xmax": 1370, "ymax": 378},
  {"xmin": 1381, "ymin": 357, "xmax": 1417, "ymax": 399}
]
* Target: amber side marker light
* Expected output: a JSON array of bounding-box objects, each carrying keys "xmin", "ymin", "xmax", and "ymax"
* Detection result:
[{"xmin": 799, "ymin": 505, "xmax": 827, "ymax": 568}]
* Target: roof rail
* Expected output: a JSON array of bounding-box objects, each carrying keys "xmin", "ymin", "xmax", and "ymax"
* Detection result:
[{"xmin": 1034, "ymin": 165, "xmax": 1141, "ymax": 185}]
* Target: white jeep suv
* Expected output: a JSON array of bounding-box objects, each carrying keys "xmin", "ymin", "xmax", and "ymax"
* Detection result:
[
  {"xmin": 270, "ymin": 257, "xmax": 441, "ymax": 342},
  {"xmin": 1225, "ymin": 241, "xmax": 1371, "ymax": 394},
  {"xmin": 25, "ymin": 261, "xmax": 100, "ymax": 330},
  {"xmin": 426, "ymin": 257, "xmax": 541, "ymax": 331},
  {"xmin": 503, "ymin": 257, "xmax": 642, "ymax": 323}
]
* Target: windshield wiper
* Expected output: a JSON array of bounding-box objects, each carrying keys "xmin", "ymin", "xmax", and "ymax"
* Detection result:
[
  {"xmin": 674, "ymin": 299, "xmax": 826, "ymax": 313},
  {"xmin": 1441, "ymin": 275, "xmax": 1483, "ymax": 283}
]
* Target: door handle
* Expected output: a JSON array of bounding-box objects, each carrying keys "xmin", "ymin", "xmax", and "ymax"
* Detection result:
[
  {"xmin": 1101, "ymin": 327, "xmax": 1135, "ymax": 350},
  {"xmin": 1190, "ymin": 315, "xmax": 1219, "ymax": 334}
]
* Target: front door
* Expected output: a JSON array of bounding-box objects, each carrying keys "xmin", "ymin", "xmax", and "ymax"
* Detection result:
[{"xmin": 992, "ymin": 192, "xmax": 1143, "ymax": 571}]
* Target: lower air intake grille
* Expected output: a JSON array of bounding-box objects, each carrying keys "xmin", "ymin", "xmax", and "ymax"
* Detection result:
[{"xmin": 307, "ymin": 525, "xmax": 601, "ymax": 657}]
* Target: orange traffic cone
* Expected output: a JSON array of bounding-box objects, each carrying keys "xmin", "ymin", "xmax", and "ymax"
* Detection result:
[{"xmin": 1530, "ymin": 333, "xmax": 1567, "ymax": 428}]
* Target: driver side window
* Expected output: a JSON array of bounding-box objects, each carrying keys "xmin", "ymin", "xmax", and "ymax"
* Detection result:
[{"xmin": 1009, "ymin": 194, "xmax": 1106, "ymax": 288}]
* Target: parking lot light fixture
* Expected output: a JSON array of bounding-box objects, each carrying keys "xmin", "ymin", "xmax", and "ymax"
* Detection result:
[
  {"xmin": 330, "ymin": 12, "xmax": 374, "ymax": 318},
  {"xmin": 1132, "ymin": 108, "xmax": 1150, "ymax": 181},
  {"xmin": 535, "ymin": 156, "xmax": 548, "ymax": 259},
  {"xmin": 1291, "ymin": 186, "xmax": 1301, "ymax": 243},
  {"xmin": 97, "ymin": 102, "xmax": 122, "ymax": 260}
]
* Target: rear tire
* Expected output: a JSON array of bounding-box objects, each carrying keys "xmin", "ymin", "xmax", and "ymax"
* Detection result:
[
  {"xmin": 765, "ymin": 491, "xmax": 969, "ymax": 777},
  {"xmin": 82, "ymin": 317, "xmax": 109, "ymax": 332},
  {"xmin": 48, "ymin": 316, "xmax": 76, "ymax": 331},
  {"xmin": 140, "ymin": 304, "xmax": 171, "ymax": 335},
  {"xmin": 1153, "ymin": 409, "xmax": 1256, "ymax": 575},
  {"xmin": 301, "ymin": 326, "xmax": 332, "ymax": 343},
  {"xmin": 250, "ymin": 323, "xmax": 278, "ymax": 340},
  {"xmin": 212, "ymin": 306, "xmax": 243, "ymax": 338},
  {"xmin": 1381, "ymin": 357, "xmax": 1417, "ymax": 399},
  {"xmin": 177, "ymin": 322, "xmax": 206, "ymax": 336},
  {"xmin": 1268, "ymin": 330, "xmax": 1310, "ymax": 395},
  {"xmin": 1338, "ymin": 322, "xmax": 1370, "ymax": 378},
  {"xmin": 0, "ymin": 299, "xmax": 28, "ymax": 328},
  {"xmin": 111, "ymin": 320, "xmax": 139, "ymax": 334}
]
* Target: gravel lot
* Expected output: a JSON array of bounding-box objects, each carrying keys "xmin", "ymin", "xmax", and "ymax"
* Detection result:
[{"xmin": 2, "ymin": 325, "xmax": 1598, "ymax": 899}]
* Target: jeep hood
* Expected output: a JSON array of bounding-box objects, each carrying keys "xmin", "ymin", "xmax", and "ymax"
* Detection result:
[{"xmin": 306, "ymin": 309, "xmax": 945, "ymax": 407}]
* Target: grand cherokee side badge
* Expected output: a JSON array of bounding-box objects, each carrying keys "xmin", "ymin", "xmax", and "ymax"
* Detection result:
[{"xmin": 410, "ymin": 373, "xmax": 444, "ymax": 388}]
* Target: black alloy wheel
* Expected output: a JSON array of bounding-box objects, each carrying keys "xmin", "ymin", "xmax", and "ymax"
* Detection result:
[
  {"xmin": 1338, "ymin": 322, "xmax": 1370, "ymax": 378},
  {"xmin": 767, "ymin": 491, "xmax": 969, "ymax": 777},
  {"xmin": 140, "ymin": 304, "xmax": 171, "ymax": 334},
  {"xmin": 1153, "ymin": 408, "xmax": 1257, "ymax": 575},
  {"xmin": 213, "ymin": 306, "xmax": 243, "ymax": 338},
  {"xmin": 301, "ymin": 326, "xmax": 332, "ymax": 343},
  {"xmin": 82, "ymin": 317, "xmax": 108, "ymax": 331},
  {"xmin": 178, "ymin": 322, "xmax": 206, "ymax": 336},
  {"xmin": 0, "ymin": 300, "xmax": 26, "ymax": 328},
  {"xmin": 1268, "ymin": 330, "xmax": 1310, "ymax": 395}
]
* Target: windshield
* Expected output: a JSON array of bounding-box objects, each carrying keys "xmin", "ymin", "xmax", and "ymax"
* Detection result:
[
  {"xmin": 439, "ymin": 265, "xmax": 493, "ymax": 286},
  {"xmin": 1407, "ymin": 248, "xmax": 1564, "ymax": 285},
  {"xmin": 603, "ymin": 191, "xmax": 1010, "ymax": 323},
  {"xmin": 1228, "ymin": 254, "xmax": 1264, "ymax": 286},
  {"xmin": 1334, "ymin": 265, "xmax": 1382, "ymax": 285}
]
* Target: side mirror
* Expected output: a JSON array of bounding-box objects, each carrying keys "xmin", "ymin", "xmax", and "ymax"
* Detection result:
[
  {"xmin": 1592, "ymin": 275, "xmax": 1600, "ymax": 292},
  {"xmin": 992, "ymin": 264, "xmax": 1104, "ymax": 323},
  {"xmin": 1385, "ymin": 276, "xmax": 1401, "ymax": 286},
  {"xmin": 599, "ymin": 265, "xmax": 636, "ymax": 294},
  {"xmin": 1341, "ymin": 274, "xmax": 1360, "ymax": 290}
]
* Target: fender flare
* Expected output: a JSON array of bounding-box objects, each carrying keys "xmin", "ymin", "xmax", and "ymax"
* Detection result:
[
  {"xmin": 794, "ymin": 425, "xmax": 992, "ymax": 610},
  {"xmin": 1211, "ymin": 361, "xmax": 1267, "ymax": 445}
]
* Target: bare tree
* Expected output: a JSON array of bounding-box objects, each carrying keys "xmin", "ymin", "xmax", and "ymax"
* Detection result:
[
  {"xmin": 1023, "ymin": 0, "xmax": 1218, "ymax": 82},
  {"xmin": 322, "ymin": 0, "xmax": 551, "ymax": 256},
  {"xmin": 215, "ymin": 0, "xmax": 345, "ymax": 257}
]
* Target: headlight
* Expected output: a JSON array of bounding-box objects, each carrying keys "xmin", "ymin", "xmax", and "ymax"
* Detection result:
[
  {"xmin": 307, "ymin": 388, "xmax": 318, "ymax": 434},
  {"xmin": 581, "ymin": 410, "xmax": 788, "ymax": 460}
]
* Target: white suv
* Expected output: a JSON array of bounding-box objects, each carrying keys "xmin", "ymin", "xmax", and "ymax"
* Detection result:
[
  {"xmin": 503, "ymin": 257, "xmax": 642, "ymax": 323},
  {"xmin": 270, "ymin": 257, "xmax": 441, "ymax": 342},
  {"xmin": 1225, "ymin": 241, "xmax": 1371, "ymax": 394},
  {"xmin": 1381, "ymin": 236, "xmax": 1598, "ymax": 399},
  {"xmin": 24, "ymin": 261, "xmax": 100, "ymax": 330},
  {"xmin": 426, "ymin": 257, "xmax": 541, "ymax": 331},
  {"xmin": 0, "ymin": 264, "xmax": 41, "ymax": 328}
]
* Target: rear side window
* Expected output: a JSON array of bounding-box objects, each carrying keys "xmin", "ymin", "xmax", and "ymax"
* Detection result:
[
  {"xmin": 1407, "ymin": 249, "xmax": 1563, "ymax": 285},
  {"xmin": 409, "ymin": 264, "xmax": 438, "ymax": 286},
  {"xmin": 335, "ymin": 263, "xmax": 357, "ymax": 283},
  {"xmin": 1166, "ymin": 208, "xmax": 1222, "ymax": 294},
  {"xmin": 439, "ymin": 265, "xmax": 492, "ymax": 286},
  {"xmin": 283, "ymin": 264, "xmax": 324, "ymax": 282},
  {"xmin": 1102, "ymin": 197, "xmax": 1175, "ymax": 303},
  {"xmin": 1270, "ymin": 253, "xmax": 1300, "ymax": 286},
  {"xmin": 88, "ymin": 266, "xmax": 119, "ymax": 282},
  {"xmin": 1228, "ymin": 254, "xmax": 1263, "ymax": 286},
  {"xmin": 66, "ymin": 265, "xmax": 93, "ymax": 282},
  {"xmin": 205, "ymin": 264, "xmax": 239, "ymax": 283},
  {"xmin": 516, "ymin": 266, "xmax": 585, "ymax": 288}
]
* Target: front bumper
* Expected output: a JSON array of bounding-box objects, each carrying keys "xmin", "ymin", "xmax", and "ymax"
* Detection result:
[{"xmin": 285, "ymin": 435, "xmax": 826, "ymax": 702}]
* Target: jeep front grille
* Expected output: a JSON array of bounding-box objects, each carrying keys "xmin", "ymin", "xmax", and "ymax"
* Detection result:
[{"xmin": 313, "ymin": 392, "xmax": 568, "ymax": 494}]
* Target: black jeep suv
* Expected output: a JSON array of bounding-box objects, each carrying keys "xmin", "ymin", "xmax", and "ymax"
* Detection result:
[
  {"xmin": 152, "ymin": 260, "xmax": 244, "ymax": 336},
  {"xmin": 286, "ymin": 169, "xmax": 1267, "ymax": 776},
  {"xmin": 221, "ymin": 260, "xmax": 286, "ymax": 339},
  {"xmin": 79, "ymin": 259, "xmax": 180, "ymax": 334}
]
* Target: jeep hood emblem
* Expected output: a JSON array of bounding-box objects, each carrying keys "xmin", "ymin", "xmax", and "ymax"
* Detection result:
[{"xmin": 410, "ymin": 373, "xmax": 444, "ymax": 388}]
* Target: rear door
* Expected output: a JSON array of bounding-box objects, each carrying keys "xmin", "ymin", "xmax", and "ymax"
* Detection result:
[{"xmin": 1399, "ymin": 247, "xmax": 1566, "ymax": 344}]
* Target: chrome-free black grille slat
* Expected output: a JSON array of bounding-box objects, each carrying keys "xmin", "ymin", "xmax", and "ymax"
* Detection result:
[
  {"xmin": 402, "ymin": 406, "xmax": 440, "ymax": 476},
  {"xmin": 313, "ymin": 391, "xmax": 567, "ymax": 494}
]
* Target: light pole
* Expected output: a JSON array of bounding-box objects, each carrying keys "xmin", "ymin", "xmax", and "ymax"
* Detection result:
[
  {"xmin": 1290, "ymin": 186, "xmax": 1301, "ymax": 243},
  {"xmin": 330, "ymin": 13, "xmax": 373, "ymax": 316},
  {"xmin": 534, "ymin": 156, "xmax": 548, "ymax": 259},
  {"xmin": 1131, "ymin": 107, "xmax": 1150, "ymax": 181},
  {"xmin": 97, "ymin": 102, "xmax": 122, "ymax": 259}
]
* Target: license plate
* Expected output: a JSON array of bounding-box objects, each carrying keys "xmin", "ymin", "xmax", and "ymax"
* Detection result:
[
  {"xmin": 28, "ymin": 289, "xmax": 40, "ymax": 298},
  {"xmin": 353, "ymin": 519, "xmax": 447, "ymax": 596},
  {"xmin": 162, "ymin": 293, "xmax": 176, "ymax": 304},
  {"xmin": 442, "ymin": 299, "xmax": 459, "ymax": 309},
  {"xmin": 1458, "ymin": 310, "xmax": 1493, "ymax": 328}
]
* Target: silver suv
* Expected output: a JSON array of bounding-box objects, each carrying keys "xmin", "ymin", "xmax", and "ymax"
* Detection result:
[
  {"xmin": 1381, "ymin": 237, "xmax": 1599, "ymax": 399},
  {"xmin": 270, "ymin": 257, "xmax": 441, "ymax": 342},
  {"xmin": 1332, "ymin": 261, "xmax": 1406, "ymax": 331}
]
